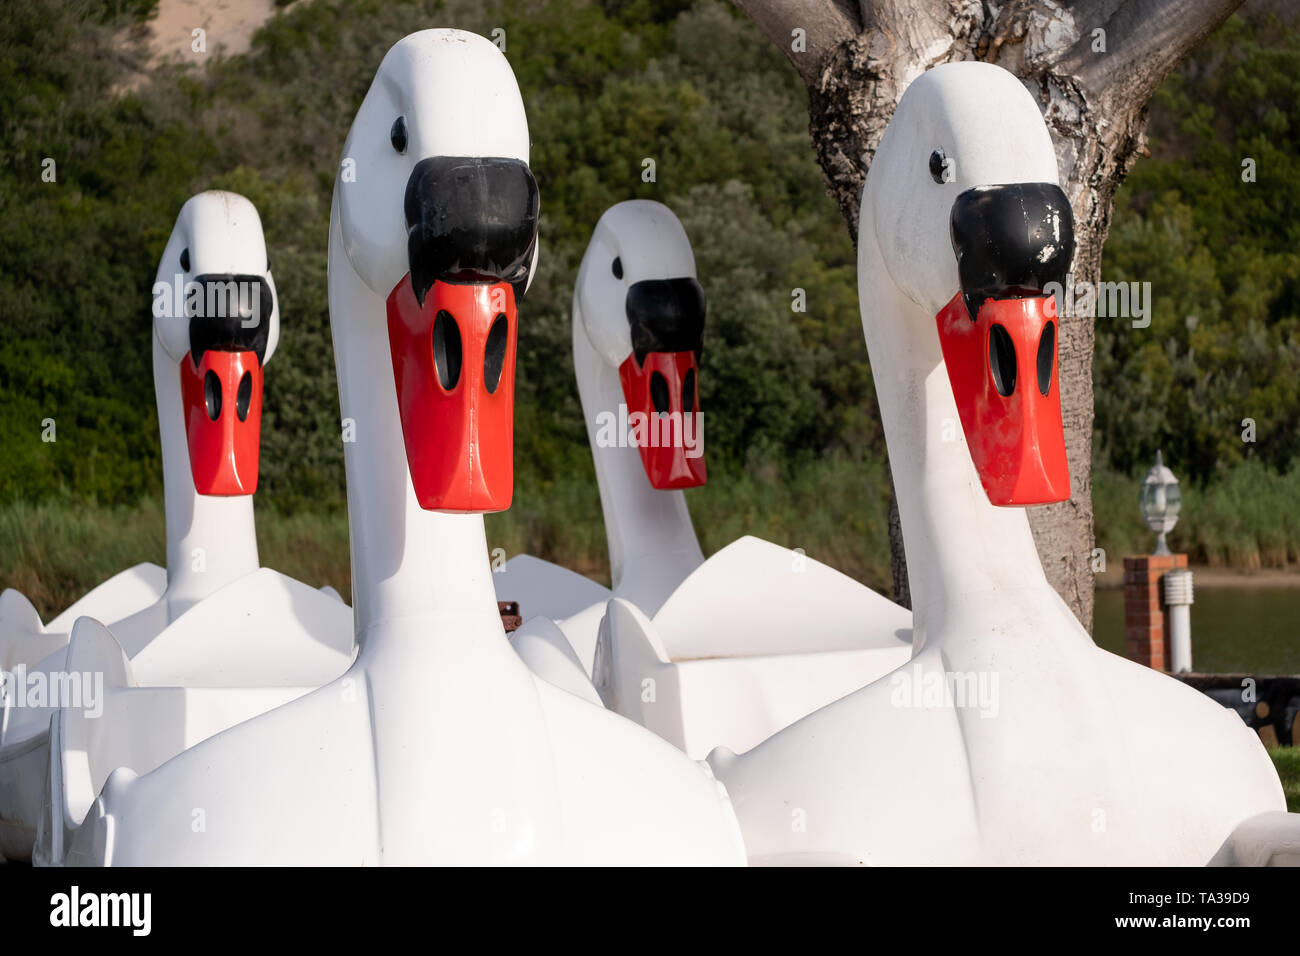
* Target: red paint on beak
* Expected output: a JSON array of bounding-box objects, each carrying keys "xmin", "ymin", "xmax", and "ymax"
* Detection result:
[
  {"xmin": 936, "ymin": 292, "xmax": 1069, "ymax": 506},
  {"xmin": 618, "ymin": 351, "xmax": 706, "ymax": 490},
  {"xmin": 179, "ymin": 350, "xmax": 262, "ymax": 496},
  {"xmin": 386, "ymin": 275, "xmax": 516, "ymax": 512}
]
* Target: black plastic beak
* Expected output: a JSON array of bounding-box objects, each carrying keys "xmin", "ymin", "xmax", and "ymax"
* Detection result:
[
  {"xmin": 949, "ymin": 182, "xmax": 1074, "ymax": 322},
  {"xmin": 187, "ymin": 274, "xmax": 273, "ymax": 364},
  {"xmin": 404, "ymin": 156, "xmax": 540, "ymax": 306},
  {"xmin": 624, "ymin": 277, "xmax": 706, "ymax": 364}
]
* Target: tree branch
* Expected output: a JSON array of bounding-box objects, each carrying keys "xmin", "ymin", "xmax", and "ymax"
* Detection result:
[
  {"xmin": 1058, "ymin": 0, "xmax": 1244, "ymax": 107},
  {"xmin": 729, "ymin": 0, "xmax": 862, "ymax": 86}
]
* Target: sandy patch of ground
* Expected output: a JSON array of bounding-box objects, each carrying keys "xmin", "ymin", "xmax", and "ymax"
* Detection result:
[
  {"xmin": 114, "ymin": 0, "xmax": 278, "ymax": 91},
  {"xmin": 146, "ymin": 0, "xmax": 278, "ymax": 63}
]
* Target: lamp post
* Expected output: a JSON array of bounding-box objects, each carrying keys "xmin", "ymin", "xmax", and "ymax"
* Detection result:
[
  {"xmin": 1139, "ymin": 450, "xmax": 1182, "ymax": 556},
  {"xmin": 1133, "ymin": 451, "xmax": 1193, "ymax": 673},
  {"xmin": 1124, "ymin": 451, "xmax": 1194, "ymax": 673}
]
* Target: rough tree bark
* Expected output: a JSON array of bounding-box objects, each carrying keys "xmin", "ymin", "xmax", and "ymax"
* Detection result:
[{"xmin": 731, "ymin": 0, "xmax": 1243, "ymax": 629}]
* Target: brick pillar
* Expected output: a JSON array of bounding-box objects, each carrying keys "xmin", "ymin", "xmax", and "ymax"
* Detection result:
[{"xmin": 1123, "ymin": 553, "xmax": 1188, "ymax": 671}]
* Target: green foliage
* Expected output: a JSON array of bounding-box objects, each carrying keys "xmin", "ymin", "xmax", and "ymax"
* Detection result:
[
  {"xmin": 1100, "ymin": 10, "xmax": 1300, "ymax": 484},
  {"xmin": 0, "ymin": 0, "xmax": 871, "ymax": 510},
  {"xmin": 0, "ymin": 0, "xmax": 196, "ymax": 503}
]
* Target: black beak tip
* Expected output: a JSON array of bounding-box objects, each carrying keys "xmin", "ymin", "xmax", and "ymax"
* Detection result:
[
  {"xmin": 950, "ymin": 183, "xmax": 1074, "ymax": 308},
  {"xmin": 624, "ymin": 277, "xmax": 707, "ymax": 364},
  {"xmin": 402, "ymin": 156, "xmax": 540, "ymax": 309},
  {"xmin": 186, "ymin": 274, "xmax": 273, "ymax": 364}
]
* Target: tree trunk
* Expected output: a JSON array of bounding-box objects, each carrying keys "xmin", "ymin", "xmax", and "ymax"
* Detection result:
[{"xmin": 731, "ymin": 0, "xmax": 1244, "ymax": 630}]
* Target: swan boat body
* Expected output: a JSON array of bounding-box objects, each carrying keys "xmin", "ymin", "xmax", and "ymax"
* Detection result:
[
  {"xmin": 2, "ymin": 191, "xmax": 353, "ymax": 862},
  {"xmin": 501, "ymin": 201, "xmax": 912, "ymax": 759},
  {"xmin": 706, "ymin": 62, "xmax": 1290, "ymax": 866}
]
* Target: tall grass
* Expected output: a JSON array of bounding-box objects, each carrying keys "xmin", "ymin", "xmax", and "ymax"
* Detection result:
[
  {"xmin": 0, "ymin": 450, "xmax": 895, "ymax": 619},
  {"xmin": 2, "ymin": 454, "xmax": 1297, "ymax": 620},
  {"xmin": 0, "ymin": 498, "xmax": 350, "ymax": 619},
  {"xmin": 0, "ymin": 498, "xmax": 165, "ymax": 617},
  {"xmin": 1185, "ymin": 461, "xmax": 1300, "ymax": 569},
  {"xmin": 686, "ymin": 452, "xmax": 894, "ymax": 591},
  {"xmin": 253, "ymin": 507, "xmax": 351, "ymax": 597}
]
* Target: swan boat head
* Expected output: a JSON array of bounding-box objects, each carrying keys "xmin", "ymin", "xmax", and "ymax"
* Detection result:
[
  {"xmin": 335, "ymin": 29, "xmax": 539, "ymax": 515},
  {"xmin": 575, "ymin": 200, "xmax": 707, "ymax": 489},
  {"xmin": 862, "ymin": 60, "xmax": 1074, "ymax": 507},
  {"xmin": 153, "ymin": 191, "xmax": 279, "ymax": 496}
]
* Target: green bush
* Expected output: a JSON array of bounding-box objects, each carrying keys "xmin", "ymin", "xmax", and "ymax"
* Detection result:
[
  {"xmin": 0, "ymin": 0, "xmax": 875, "ymax": 511},
  {"xmin": 1099, "ymin": 10, "xmax": 1300, "ymax": 483}
]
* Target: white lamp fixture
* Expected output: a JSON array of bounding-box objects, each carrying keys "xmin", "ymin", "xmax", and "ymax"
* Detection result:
[{"xmin": 1140, "ymin": 450, "xmax": 1182, "ymax": 556}]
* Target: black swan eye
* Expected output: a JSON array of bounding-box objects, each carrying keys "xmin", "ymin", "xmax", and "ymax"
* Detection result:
[
  {"xmin": 390, "ymin": 116, "xmax": 408, "ymax": 154},
  {"xmin": 180, "ymin": 247, "xmax": 191, "ymax": 272},
  {"xmin": 929, "ymin": 148, "xmax": 948, "ymax": 185},
  {"xmin": 612, "ymin": 257, "xmax": 623, "ymax": 280}
]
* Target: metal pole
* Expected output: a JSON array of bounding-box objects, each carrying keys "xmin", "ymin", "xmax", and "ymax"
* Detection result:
[{"xmin": 1164, "ymin": 569, "xmax": 1194, "ymax": 674}]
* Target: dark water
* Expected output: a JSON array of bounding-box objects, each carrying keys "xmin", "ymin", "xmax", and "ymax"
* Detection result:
[{"xmin": 1095, "ymin": 587, "xmax": 1300, "ymax": 674}]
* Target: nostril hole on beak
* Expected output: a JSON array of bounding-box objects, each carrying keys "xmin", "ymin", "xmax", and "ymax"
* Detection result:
[
  {"xmin": 483, "ymin": 313, "xmax": 508, "ymax": 394},
  {"xmin": 650, "ymin": 371, "xmax": 670, "ymax": 415},
  {"xmin": 682, "ymin": 368, "xmax": 696, "ymax": 414},
  {"xmin": 203, "ymin": 370, "xmax": 222, "ymax": 420},
  {"xmin": 1037, "ymin": 321, "xmax": 1055, "ymax": 397},
  {"xmin": 432, "ymin": 310, "xmax": 463, "ymax": 391},
  {"xmin": 236, "ymin": 370, "xmax": 253, "ymax": 421},
  {"xmin": 988, "ymin": 323, "xmax": 1017, "ymax": 397}
]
